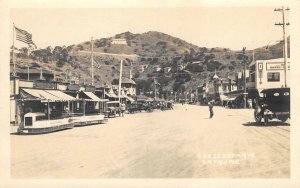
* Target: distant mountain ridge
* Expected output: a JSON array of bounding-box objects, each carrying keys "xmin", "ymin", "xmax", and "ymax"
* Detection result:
[{"xmin": 12, "ymin": 31, "xmax": 289, "ymax": 95}]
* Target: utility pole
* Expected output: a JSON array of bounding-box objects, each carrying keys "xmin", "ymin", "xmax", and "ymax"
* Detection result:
[
  {"xmin": 130, "ymin": 61, "xmax": 132, "ymax": 79},
  {"xmin": 275, "ymin": 6, "xmax": 290, "ymax": 88},
  {"xmin": 242, "ymin": 47, "xmax": 247, "ymax": 109},
  {"xmin": 175, "ymin": 92, "xmax": 177, "ymax": 102},
  {"xmin": 12, "ymin": 23, "xmax": 16, "ymax": 76},
  {"xmin": 118, "ymin": 60, "xmax": 123, "ymax": 103},
  {"xmin": 91, "ymin": 37, "xmax": 94, "ymax": 86},
  {"xmin": 154, "ymin": 78, "xmax": 157, "ymax": 100}
]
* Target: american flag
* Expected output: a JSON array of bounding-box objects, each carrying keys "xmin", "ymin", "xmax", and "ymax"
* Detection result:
[{"xmin": 15, "ymin": 26, "xmax": 35, "ymax": 46}]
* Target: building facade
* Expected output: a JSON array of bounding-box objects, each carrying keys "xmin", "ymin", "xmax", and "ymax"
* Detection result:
[{"xmin": 247, "ymin": 58, "xmax": 290, "ymax": 93}]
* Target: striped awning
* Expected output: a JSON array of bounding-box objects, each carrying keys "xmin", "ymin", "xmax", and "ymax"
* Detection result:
[{"xmin": 21, "ymin": 88, "xmax": 76, "ymax": 102}]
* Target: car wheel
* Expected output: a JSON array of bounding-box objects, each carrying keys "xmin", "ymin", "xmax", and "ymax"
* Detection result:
[
  {"xmin": 278, "ymin": 115, "xmax": 289, "ymax": 123},
  {"xmin": 254, "ymin": 107, "xmax": 262, "ymax": 123},
  {"xmin": 264, "ymin": 115, "xmax": 269, "ymax": 125}
]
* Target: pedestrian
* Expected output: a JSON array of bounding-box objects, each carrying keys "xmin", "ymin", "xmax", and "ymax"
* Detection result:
[
  {"xmin": 208, "ymin": 100, "xmax": 214, "ymax": 118},
  {"xmin": 248, "ymin": 99, "xmax": 253, "ymax": 109},
  {"xmin": 120, "ymin": 102, "xmax": 126, "ymax": 117},
  {"xmin": 184, "ymin": 101, "xmax": 187, "ymax": 110}
]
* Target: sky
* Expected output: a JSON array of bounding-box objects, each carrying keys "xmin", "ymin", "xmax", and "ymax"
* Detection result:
[{"xmin": 10, "ymin": 7, "xmax": 289, "ymax": 50}]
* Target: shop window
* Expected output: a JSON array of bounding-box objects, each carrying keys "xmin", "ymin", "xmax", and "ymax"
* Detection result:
[{"xmin": 267, "ymin": 72, "xmax": 280, "ymax": 82}]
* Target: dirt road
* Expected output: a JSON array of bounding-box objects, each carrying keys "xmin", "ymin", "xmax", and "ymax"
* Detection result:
[{"xmin": 11, "ymin": 104, "xmax": 290, "ymax": 178}]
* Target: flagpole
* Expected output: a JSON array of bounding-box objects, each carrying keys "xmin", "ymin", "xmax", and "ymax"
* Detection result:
[
  {"xmin": 12, "ymin": 23, "xmax": 16, "ymax": 76},
  {"xmin": 91, "ymin": 37, "xmax": 94, "ymax": 86}
]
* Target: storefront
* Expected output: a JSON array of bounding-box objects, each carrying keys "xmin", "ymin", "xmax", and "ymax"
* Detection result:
[
  {"xmin": 70, "ymin": 91, "xmax": 108, "ymax": 126},
  {"xmin": 18, "ymin": 88, "xmax": 77, "ymax": 134}
]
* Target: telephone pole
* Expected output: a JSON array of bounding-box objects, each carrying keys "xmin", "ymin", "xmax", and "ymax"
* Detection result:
[
  {"xmin": 91, "ymin": 37, "xmax": 94, "ymax": 86},
  {"xmin": 154, "ymin": 78, "xmax": 157, "ymax": 100},
  {"xmin": 242, "ymin": 47, "xmax": 247, "ymax": 109},
  {"xmin": 274, "ymin": 6, "xmax": 290, "ymax": 88}
]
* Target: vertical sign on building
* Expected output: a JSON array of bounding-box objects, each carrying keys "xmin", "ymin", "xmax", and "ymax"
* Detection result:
[{"xmin": 258, "ymin": 63, "xmax": 263, "ymax": 84}]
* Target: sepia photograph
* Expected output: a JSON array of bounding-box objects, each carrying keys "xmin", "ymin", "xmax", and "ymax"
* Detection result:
[{"xmin": 1, "ymin": 0, "xmax": 300, "ymax": 187}]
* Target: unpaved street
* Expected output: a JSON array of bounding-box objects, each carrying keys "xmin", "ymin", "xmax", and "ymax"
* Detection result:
[{"xmin": 11, "ymin": 104, "xmax": 290, "ymax": 178}]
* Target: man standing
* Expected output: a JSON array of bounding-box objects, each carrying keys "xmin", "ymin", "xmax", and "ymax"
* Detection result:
[
  {"xmin": 248, "ymin": 99, "xmax": 253, "ymax": 109},
  {"xmin": 208, "ymin": 100, "xmax": 214, "ymax": 118},
  {"xmin": 120, "ymin": 102, "xmax": 126, "ymax": 117}
]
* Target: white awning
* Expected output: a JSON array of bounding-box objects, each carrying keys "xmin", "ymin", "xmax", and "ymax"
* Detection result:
[
  {"xmin": 21, "ymin": 88, "xmax": 76, "ymax": 102},
  {"xmin": 221, "ymin": 95, "xmax": 236, "ymax": 101},
  {"xmin": 105, "ymin": 92, "xmax": 118, "ymax": 98},
  {"xmin": 46, "ymin": 90, "xmax": 75, "ymax": 101},
  {"xmin": 84, "ymin": 91, "xmax": 101, "ymax": 101},
  {"xmin": 123, "ymin": 94, "xmax": 135, "ymax": 102}
]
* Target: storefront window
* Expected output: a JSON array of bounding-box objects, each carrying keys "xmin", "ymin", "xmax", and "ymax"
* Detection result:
[{"xmin": 267, "ymin": 72, "xmax": 280, "ymax": 82}]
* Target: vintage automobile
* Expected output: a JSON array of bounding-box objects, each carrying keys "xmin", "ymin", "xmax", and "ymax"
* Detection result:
[
  {"xmin": 137, "ymin": 101, "xmax": 153, "ymax": 112},
  {"xmin": 127, "ymin": 103, "xmax": 139, "ymax": 113},
  {"xmin": 254, "ymin": 88, "xmax": 290, "ymax": 124},
  {"xmin": 105, "ymin": 101, "xmax": 121, "ymax": 118}
]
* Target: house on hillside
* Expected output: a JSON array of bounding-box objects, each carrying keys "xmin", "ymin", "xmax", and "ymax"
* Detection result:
[
  {"xmin": 111, "ymin": 38, "xmax": 127, "ymax": 45},
  {"xmin": 177, "ymin": 64, "xmax": 185, "ymax": 71},
  {"xmin": 138, "ymin": 65, "xmax": 148, "ymax": 72},
  {"xmin": 164, "ymin": 67, "xmax": 171, "ymax": 73},
  {"xmin": 192, "ymin": 61, "xmax": 201, "ymax": 65},
  {"xmin": 154, "ymin": 65, "xmax": 162, "ymax": 72}
]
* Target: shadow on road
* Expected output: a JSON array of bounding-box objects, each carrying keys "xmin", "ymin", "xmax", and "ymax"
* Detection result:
[
  {"xmin": 10, "ymin": 128, "xmax": 73, "ymax": 136},
  {"xmin": 242, "ymin": 121, "xmax": 290, "ymax": 127}
]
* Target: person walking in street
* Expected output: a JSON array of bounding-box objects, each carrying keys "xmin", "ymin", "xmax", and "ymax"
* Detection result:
[
  {"xmin": 120, "ymin": 102, "xmax": 126, "ymax": 117},
  {"xmin": 248, "ymin": 99, "xmax": 253, "ymax": 109},
  {"xmin": 208, "ymin": 100, "xmax": 214, "ymax": 118}
]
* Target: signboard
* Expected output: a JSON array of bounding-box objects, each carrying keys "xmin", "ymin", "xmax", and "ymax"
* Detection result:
[
  {"xmin": 85, "ymin": 85, "xmax": 96, "ymax": 92},
  {"xmin": 67, "ymin": 84, "xmax": 80, "ymax": 91},
  {"xmin": 266, "ymin": 62, "xmax": 284, "ymax": 70},
  {"xmin": 33, "ymin": 80, "xmax": 54, "ymax": 89},
  {"xmin": 266, "ymin": 62, "xmax": 290, "ymax": 70},
  {"xmin": 258, "ymin": 63, "xmax": 263, "ymax": 71}
]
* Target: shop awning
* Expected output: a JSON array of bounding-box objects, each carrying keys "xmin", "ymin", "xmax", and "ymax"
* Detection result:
[
  {"xmin": 21, "ymin": 88, "xmax": 76, "ymax": 102},
  {"xmin": 123, "ymin": 94, "xmax": 135, "ymax": 102},
  {"xmin": 146, "ymin": 98, "xmax": 154, "ymax": 102},
  {"xmin": 105, "ymin": 92, "xmax": 118, "ymax": 98},
  {"xmin": 46, "ymin": 90, "xmax": 75, "ymax": 101},
  {"xmin": 83, "ymin": 91, "xmax": 101, "ymax": 101},
  {"xmin": 221, "ymin": 95, "xmax": 237, "ymax": 101}
]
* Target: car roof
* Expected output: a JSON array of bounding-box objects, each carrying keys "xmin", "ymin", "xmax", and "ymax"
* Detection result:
[{"xmin": 261, "ymin": 87, "xmax": 290, "ymax": 94}]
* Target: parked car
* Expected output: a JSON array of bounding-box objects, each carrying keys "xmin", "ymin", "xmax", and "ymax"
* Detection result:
[
  {"xmin": 105, "ymin": 101, "xmax": 121, "ymax": 117},
  {"xmin": 127, "ymin": 103, "xmax": 139, "ymax": 113},
  {"xmin": 137, "ymin": 101, "xmax": 153, "ymax": 112},
  {"xmin": 254, "ymin": 88, "xmax": 290, "ymax": 125}
]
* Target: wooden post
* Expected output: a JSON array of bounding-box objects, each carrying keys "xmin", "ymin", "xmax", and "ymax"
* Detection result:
[
  {"xmin": 47, "ymin": 100, "xmax": 50, "ymax": 120},
  {"xmin": 83, "ymin": 99, "xmax": 86, "ymax": 116}
]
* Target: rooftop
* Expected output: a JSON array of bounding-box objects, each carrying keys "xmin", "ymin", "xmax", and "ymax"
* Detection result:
[{"xmin": 121, "ymin": 77, "xmax": 136, "ymax": 85}]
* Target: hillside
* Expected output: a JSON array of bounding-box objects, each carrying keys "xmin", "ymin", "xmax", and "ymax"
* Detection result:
[{"xmin": 12, "ymin": 31, "xmax": 289, "ymax": 97}]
